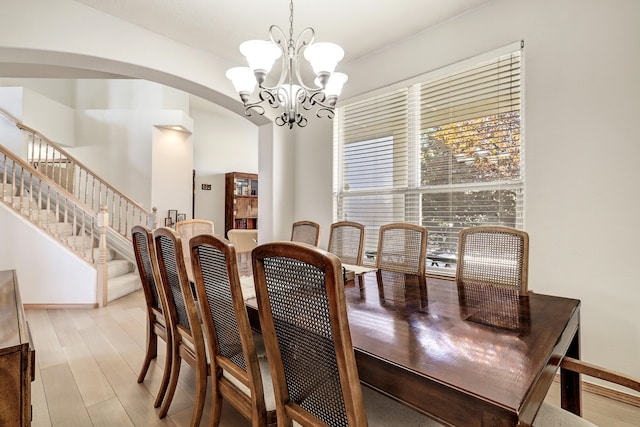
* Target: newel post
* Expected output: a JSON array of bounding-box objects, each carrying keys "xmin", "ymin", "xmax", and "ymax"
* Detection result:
[{"xmin": 96, "ymin": 205, "xmax": 109, "ymax": 307}]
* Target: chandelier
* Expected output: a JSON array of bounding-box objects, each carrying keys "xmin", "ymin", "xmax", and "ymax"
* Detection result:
[{"xmin": 226, "ymin": 0, "xmax": 348, "ymax": 129}]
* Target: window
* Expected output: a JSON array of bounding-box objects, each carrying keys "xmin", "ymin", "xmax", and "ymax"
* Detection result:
[{"xmin": 333, "ymin": 43, "xmax": 523, "ymax": 272}]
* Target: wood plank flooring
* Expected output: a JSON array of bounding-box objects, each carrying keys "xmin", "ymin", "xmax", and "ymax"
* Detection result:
[{"xmin": 25, "ymin": 290, "xmax": 640, "ymax": 426}]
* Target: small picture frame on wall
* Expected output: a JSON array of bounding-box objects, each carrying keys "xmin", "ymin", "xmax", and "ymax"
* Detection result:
[
  {"xmin": 177, "ymin": 213, "xmax": 186, "ymax": 222},
  {"xmin": 168, "ymin": 210, "xmax": 177, "ymax": 224},
  {"xmin": 165, "ymin": 217, "xmax": 173, "ymax": 227}
]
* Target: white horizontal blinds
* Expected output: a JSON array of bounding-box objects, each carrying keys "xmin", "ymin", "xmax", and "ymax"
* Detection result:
[
  {"xmin": 335, "ymin": 45, "xmax": 523, "ymax": 270},
  {"xmin": 420, "ymin": 50, "xmax": 522, "ymax": 258},
  {"xmin": 337, "ymin": 89, "xmax": 409, "ymax": 254}
]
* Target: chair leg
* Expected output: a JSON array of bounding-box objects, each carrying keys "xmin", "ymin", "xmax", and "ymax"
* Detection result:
[
  {"xmin": 190, "ymin": 359, "xmax": 208, "ymax": 427},
  {"xmin": 159, "ymin": 347, "xmax": 182, "ymax": 418},
  {"xmin": 137, "ymin": 324, "xmax": 157, "ymax": 383},
  {"xmin": 208, "ymin": 386, "xmax": 223, "ymax": 427},
  {"xmin": 154, "ymin": 334, "xmax": 173, "ymax": 408}
]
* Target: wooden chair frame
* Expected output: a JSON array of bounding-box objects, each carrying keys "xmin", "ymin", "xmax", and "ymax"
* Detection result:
[
  {"xmin": 131, "ymin": 225, "xmax": 172, "ymax": 408},
  {"xmin": 175, "ymin": 218, "xmax": 214, "ymax": 281},
  {"xmin": 456, "ymin": 225, "xmax": 529, "ymax": 296},
  {"xmin": 153, "ymin": 227, "xmax": 209, "ymax": 425},
  {"xmin": 190, "ymin": 234, "xmax": 276, "ymax": 427},
  {"xmin": 535, "ymin": 357, "xmax": 640, "ymax": 425},
  {"xmin": 252, "ymin": 242, "xmax": 367, "ymax": 427},
  {"xmin": 290, "ymin": 220, "xmax": 321, "ymax": 247},
  {"xmin": 376, "ymin": 223, "xmax": 428, "ymax": 276}
]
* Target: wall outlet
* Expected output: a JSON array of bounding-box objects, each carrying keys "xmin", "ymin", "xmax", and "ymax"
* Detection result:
[{"xmin": 201, "ymin": 184, "xmax": 212, "ymax": 190}]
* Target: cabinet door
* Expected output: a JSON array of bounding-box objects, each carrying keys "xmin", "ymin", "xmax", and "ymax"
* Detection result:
[
  {"xmin": 0, "ymin": 350, "xmax": 22, "ymax": 426},
  {"xmin": 235, "ymin": 198, "xmax": 257, "ymax": 218}
]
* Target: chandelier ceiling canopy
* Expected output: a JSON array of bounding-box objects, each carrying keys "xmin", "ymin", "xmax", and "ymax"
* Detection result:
[{"xmin": 226, "ymin": 0, "xmax": 348, "ymax": 129}]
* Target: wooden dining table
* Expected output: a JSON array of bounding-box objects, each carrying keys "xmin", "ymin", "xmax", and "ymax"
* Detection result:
[{"xmin": 245, "ymin": 269, "xmax": 581, "ymax": 427}]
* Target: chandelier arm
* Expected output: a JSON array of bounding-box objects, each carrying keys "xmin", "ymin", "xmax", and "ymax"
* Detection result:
[
  {"xmin": 315, "ymin": 107, "xmax": 335, "ymax": 120},
  {"xmin": 243, "ymin": 104, "xmax": 265, "ymax": 117},
  {"xmin": 307, "ymin": 90, "xmax": 335, "ymax": 110},
  {"xmin": 268, "ymin": 24, "xmax": 288, "ymax": 46}
]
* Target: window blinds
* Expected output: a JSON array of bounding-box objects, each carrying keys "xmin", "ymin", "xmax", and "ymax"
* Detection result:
[{"xmin": 334, "ymin": 44, "xmax": 523, "ymax": 271}]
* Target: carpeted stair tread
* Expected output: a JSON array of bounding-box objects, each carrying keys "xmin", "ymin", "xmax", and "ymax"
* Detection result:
[{"xmin": 108, "ymin": 272, "xmax": 141, "ymax": 302}]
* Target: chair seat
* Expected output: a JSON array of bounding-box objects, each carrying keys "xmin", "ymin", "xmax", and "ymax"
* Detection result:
[
  {"xmin": 222, "ymin": 355, "xmax": 276, "ymax": 411},
  {"xmin": 533, "ymin": 402, "xmax": 598, "ymax": 427}
]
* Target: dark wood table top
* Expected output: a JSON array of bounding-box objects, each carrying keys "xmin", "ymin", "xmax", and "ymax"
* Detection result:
[{"xmin": 246, "ymin": 270, "xmax": 581, "ymax": 427}]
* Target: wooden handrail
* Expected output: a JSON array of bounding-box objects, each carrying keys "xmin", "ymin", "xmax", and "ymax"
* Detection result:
[
  {"xmin": 14, "ymin": 121, "xmax": 148, "ymax": 215},
  {"xmin": 0, "ymin": 107, "xmax": 150, "ymax": 239},
  {"xmin": 0, "ymin": 145, "xmax": 98, "ymax": 263}
]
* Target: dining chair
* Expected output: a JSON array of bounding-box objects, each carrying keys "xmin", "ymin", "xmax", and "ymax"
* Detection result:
[
  {"xmin": 290, "ymin": 220, "xmax": 320, "ymax": 246},
  {"xmin": 190, "ymin": 233, "xmax": 276, "ymax": 427},
  {"xmin": 534, "ymin": 359, "xmax": 640, "ymax": 426},
  {"xmin": 226, "ymin": 228, "xmax": 258, "ymax": 275},
  {"xmin": 252, "ymin": 241, "xmax": 365, "ymax": 426},
  {"xmin": 327, "ymin": 221, "xmax": 365, "ymax": 266},
  {"xmin": 455, "ymin": 226, "xmax": 529, "ymax": 295},
  {"xmin": 376, "ymin": 223, "xmax": 428, "ymax": 276},
  {"xmin": 175, "ymin": 219, "xmax": 215, "ymax": 281},
  {"xmin": 153, "ymin": 227, "xmax": 209, "ymax": 425},
  {"xmin": 131, "ymin": 225, "xmax": 172, "ymax": 408},
  {"xmin": 252, "ymin": 241, "xmax": 442, "ymax": 427}
]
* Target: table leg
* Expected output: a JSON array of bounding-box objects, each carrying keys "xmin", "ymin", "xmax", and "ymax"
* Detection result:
[{"xmin": 560, "ymin": 325, "xmax": 582, "ymax": 416}]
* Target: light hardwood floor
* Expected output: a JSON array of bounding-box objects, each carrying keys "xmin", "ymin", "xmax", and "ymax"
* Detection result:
[{"xmin": 25, "ymin": 290, "xmax": 640, "ymax": 427}]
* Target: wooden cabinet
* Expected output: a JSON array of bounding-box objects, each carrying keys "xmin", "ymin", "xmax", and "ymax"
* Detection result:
[
  {"xmin": 0, "ymin": 270, "xmax": 35, "ymax": 426},
  {"xmin": 225, "ymin": 172, "xmax": 258, "ymax": 237}
]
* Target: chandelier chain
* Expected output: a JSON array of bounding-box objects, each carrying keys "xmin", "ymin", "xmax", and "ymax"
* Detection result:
[{"xmin": 289, "ymin": 0, "xmax": 294, "ymax": 43}]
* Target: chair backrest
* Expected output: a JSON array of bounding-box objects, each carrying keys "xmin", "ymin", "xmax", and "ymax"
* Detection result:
[
  {"xmin": 327, "ymin": 221, "xmax": 365, "ymax": 266},
  {"xmin": 226, "ymin": 228, "xmax": 258, "ymax": 253},
  {"xmin": 131, "ymin": 225, "xmax": 166, "ymax": 317},
  {"xmin": 290, "ymin": 220, "xmax": 320, "ymax": 246},
  {"xmin": 456, "ymin": 226, "xmax": 529, "ymax": 295},
  {"xmin": 376, "ymin": 223, "xmax": 428, "ymax": 276},
  {"xmin": 153, "ymin": 227, "xmax": 204, "ymax": 352},
  {"xmin": 190, "ymin": 233, "xmax": 272, "ymax": 424},
  {"xmin": 252, "ymin": 241, "xmax": 367, "ymax": 427},
  {"xmin": 175, "ymin": 219, "xmax": 215, "ymax": 280}
]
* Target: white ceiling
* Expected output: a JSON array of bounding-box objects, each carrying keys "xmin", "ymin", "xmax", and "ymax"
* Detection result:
[{"xmin": 71, "ymin": 0, "xmax": 493, "ymax": 66}]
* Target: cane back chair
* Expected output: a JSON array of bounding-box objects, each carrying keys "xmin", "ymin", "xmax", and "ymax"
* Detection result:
[
  {"xmin": 175, "ymin": 219, "xmax": 215, "ymax": 281},
  {"xmin": 327, "ymin": 221, "xmax": 365, "ymax": 266},
  {"xmin": 190, "ymin": 234, "xmax": 276, "ymax": 427},
  {"xmin": 131, "ymin": 225, "xmax": 172, "ymax": 408},
  {"xmin": 252, "ymin": 241, "xmax": 366, "ymax": 426},
  {"xmin": 290, "ymin": 220, "xmax": 320, "ymax": 246},
  {"xmin": 376, "ymin": 223, "xmax": 428, "ymax": 276},
  {"xmin": 456, "ymin": 226, "xmax": 529, "ymax": 295},
  {"xmin": 153, "ymin": 227, "xmax": 209, "ymax": 425}
]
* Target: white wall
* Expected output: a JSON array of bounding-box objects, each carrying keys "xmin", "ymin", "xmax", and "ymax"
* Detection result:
[
  {"xmin": 151, "ymin": 126, "xmax": 193, "ymax": 223},
  {"xmin": 190, "ymin": 103, "xmax": 258, "ymax": 233},
  {"xmin": 294, "ymin": 0, "xmax": 640, "ymax": 380},
  {"xmin": 0, "ymin": 206, "xmax": 96, "ymax": 304}
]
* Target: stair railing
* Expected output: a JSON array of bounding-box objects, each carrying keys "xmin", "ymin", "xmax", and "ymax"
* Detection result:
[
  {"xmin": 0, "ymin": 109, "xmax": 150, "ymax": 239},
  {"xmin": 0, "ymin": 145, "xmax": 101, "ymax": 265}
]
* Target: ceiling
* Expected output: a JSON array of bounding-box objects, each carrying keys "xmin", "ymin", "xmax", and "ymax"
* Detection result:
[{"xmin": 71, "ymin": 0, "xmax": 493, "ymax": 66}]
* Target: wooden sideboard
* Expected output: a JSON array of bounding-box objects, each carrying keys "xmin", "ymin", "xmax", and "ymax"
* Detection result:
[{"xmin": 0, "ymin": 270, "xmax": 35, "ymax": 426}]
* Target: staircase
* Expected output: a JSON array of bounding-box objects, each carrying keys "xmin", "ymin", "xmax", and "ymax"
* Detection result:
[{"xmin": 0, "ymin": 109, "xmax": 149, "ymax": 305}]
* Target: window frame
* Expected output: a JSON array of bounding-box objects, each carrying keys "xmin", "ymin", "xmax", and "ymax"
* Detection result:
[{"xmin": 333, "ymin": 42, "xmax": 524, "ymax": 274}]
